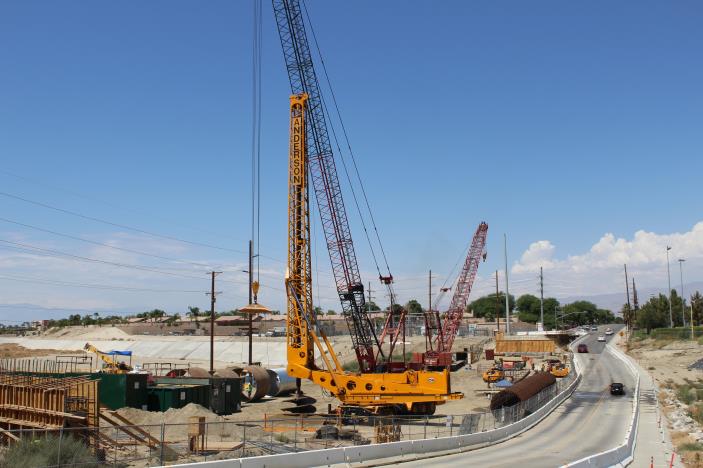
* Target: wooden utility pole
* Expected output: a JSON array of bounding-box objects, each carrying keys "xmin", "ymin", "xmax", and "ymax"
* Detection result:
[{"xmin": 207, "ymin": 271, "xmax": 222, "ymax": 375}]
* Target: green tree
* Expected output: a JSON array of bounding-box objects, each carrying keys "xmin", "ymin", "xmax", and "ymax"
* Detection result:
[
  {"xmin": 326, "ymin": 309, "xmax": 336, "ymax": 315},
  {"xmin": 691, "ymin": 291, "xmax": 703, "ymax": 325},
  {"xmin": 636, "ymin": 294, "xmax": 670, "ymax": 333},
  {"xmin": 367, "ymin": 301, "xmax": 381, "ymax": 312},
  {"xmin": 469, "ymin": 293, "xmax": 515, "ymax": 322},
  {"xmin": 516, "ymin": 294, "xmax": 540, "ymax": 323},
  {"xmin": 313, "ymin": 306, "xmax": 323, "ymax": 317},
  {"xmin": 405, "ymin": 299, "xmax": 424, "ymax": 315},
  {"xmin": 187, "ymin": 306, "xmax": 201, "ymax": 323}
]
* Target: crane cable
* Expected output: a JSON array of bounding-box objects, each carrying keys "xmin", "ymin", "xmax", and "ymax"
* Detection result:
[
  {"xmin": 301, "ymin": 1, "xmax": 393, "ymax": 285},
  {"xmin": 251, "ymin": 0, "xmax": 263, "ymax": 284}
]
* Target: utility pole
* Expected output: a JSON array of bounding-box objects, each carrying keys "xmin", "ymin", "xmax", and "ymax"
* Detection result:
[
  {"xmin": 428, "ymin": 270, "xmax": 432, "ymax": 314},
  {"xmin": 539, "ymin": 266, "xmax": 544, "ymax": 326},
  {"xmin": 666, "ymin": 246, "xmax": 673, "ymax": 327},
  {"xmin": 495, "ymin": 270, "xmax": 500, "ymax": 333},
  {"xmin": 624, "ymin": 264, "xmax": 631, "ymax": 331},
  {"xmin": 206, "ymin": 271, "xmax": 222, "ymax": 375},
  {"xmin": 632, "ymin": 278, "xmax": 639, "ymax": 320},
  {"xmin": 248, "ymin": 239, "xmax": 254, "ymax": 364},
  {"xmin": 504, "ymin": 234, "xmax": 510, "ymax": 335},
  {"xmin": 679, "ymin": 258, "xmax": 686, "ymax": 326},
  {"xmin": 367, "ymin": 281, "xmax": 375, "ymax": 312}
]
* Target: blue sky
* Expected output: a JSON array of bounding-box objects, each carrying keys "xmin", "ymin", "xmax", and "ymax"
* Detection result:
[{"xmin": 1, "ymin": 1, "xmax": 702, "ymax": 320}]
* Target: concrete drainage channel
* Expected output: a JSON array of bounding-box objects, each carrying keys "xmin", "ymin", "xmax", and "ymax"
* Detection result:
[
  {"xmin": 562, "ymin": 343, "xmax": 641, "ymax": 468},
  {"xmin": 168, "ymin": 353, "xmax": 585, "ymax": 468}
]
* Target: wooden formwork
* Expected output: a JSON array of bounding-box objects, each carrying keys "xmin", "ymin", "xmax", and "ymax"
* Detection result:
[
  {"xmin": 0, "ymin": 372, "xmax": 99, "ymax": 435},
  {"xmin": 494, "ymin": 334, "xmax": 555, "ymax": 353}
]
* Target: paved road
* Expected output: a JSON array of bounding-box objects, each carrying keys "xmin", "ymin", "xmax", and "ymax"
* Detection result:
[{"xmin": 397, "ymin": 325, "xmax": 634, "ymax": 468}]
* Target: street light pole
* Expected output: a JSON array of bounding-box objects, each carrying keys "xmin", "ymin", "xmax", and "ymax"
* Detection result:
[
  {"xmin": 678, "ymin": 258, "xmax": 686, "ymax": 327},
  {"xmin": 666, "ymin": 246, "xmax": 673, "ymax": 327},
  {"xmin": 504, "ymin": 233, "xmax": 510, "ymax": 335}
]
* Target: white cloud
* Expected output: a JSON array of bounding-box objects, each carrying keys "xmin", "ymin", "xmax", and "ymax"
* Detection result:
[{"xmin": 510, "ymin": 221, "xmax": 703, "ymax": 297}]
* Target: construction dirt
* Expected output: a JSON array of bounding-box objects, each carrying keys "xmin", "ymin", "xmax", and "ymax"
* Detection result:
[
  {"xmin": 0, "ymin": 343, "xmax": 82, "ymax": 358},
  {"xmin": 626, "ymin": 338, "xmax": 703, "ymax": 467}
]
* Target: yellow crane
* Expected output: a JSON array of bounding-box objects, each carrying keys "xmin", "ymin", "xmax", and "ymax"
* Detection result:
[
  {"xmin": 283, "ymin": 93, "xmax": 461, "ymax": 415},
  {"xmin": 84, "ymin": 343, "xmax": 132, "ymax": 374}
]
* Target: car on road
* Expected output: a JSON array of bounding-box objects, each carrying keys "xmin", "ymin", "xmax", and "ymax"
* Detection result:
[
  {"xmin": 597, "ymin": 335, "xmax": 606, "ymax": 342},
  {"xmin": 590, "ymin": 325, "xmax": 598, "ymax": 331},
  {"xmin": 605, "ymin": 327, "xmax": 614, "ymax": 335},
  {"xmin": 577, "ymin": 344, "xmax": 589, "ymax": 353},
  {"xmin": 610, "ymin": 382, "xmax": 625, "ymax": 395}
]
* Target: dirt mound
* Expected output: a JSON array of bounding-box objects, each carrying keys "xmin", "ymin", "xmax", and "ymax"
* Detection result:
[
  {"xmin": 50, "ymin": 326, "xmax": 133, "ymax": 340},
  {"xmin": 0, "ymin": 343, "xmax": 82, "ymax": 358},
  {"xmin": 115, "ymin": 403, "xmax": 219, "ymax": 427}
]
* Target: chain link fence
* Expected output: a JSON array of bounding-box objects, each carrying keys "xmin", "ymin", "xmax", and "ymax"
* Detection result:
[{"xmin": 0, "ymin": 369, "xmax": 575, "ymax": 467}]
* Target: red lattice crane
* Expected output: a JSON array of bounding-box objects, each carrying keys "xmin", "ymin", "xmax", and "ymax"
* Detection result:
[{"xmin": 425, "ymin": 222, "xmax": 488, "ymax": 366}]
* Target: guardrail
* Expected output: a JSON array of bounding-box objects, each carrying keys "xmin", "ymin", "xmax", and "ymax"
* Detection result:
[
  {"xmin": 170, "ymin": 363, "xmax": 582, "ymax": 468},
  {"xmin": 562, "ymin": 342, "xmax": 641, "ymax": 468}
]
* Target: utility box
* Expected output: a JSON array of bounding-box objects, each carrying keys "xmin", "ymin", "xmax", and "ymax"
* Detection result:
[
  {"xmin": 209, "ymin": 378, "xmax": 242, "ymax": 415},
  {"xmin": 147, "ymin": 383, "xmax": 210, "ymax": 412},
  {"xmin": 98, "ymin": 373, "xmax": 148, "ymax": 410},
  {"xmin": 151, "ymin": 377, "xmax": 241, "ymax": 415}
]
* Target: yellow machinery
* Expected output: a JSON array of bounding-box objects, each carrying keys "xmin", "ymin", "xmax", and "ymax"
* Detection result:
[
  {"xmin": 482, "ymin": 368, "xmax": 505, "ymax": 383},
  {"xmin": 284, "ymin": 94, "xmax": 462, "ymax": 414},
  {"xmin": 548, "ymin": 361, "xmax": 570, "ymax": 378},
  {"xmin": 84, "ymin": 343, "xmax": 132, "ymax": 374}
]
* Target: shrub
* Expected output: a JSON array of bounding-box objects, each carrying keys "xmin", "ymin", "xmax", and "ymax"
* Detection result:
[
  {"xmin": 679, "ymin": 442, "xmax": 703, "ymax": 452},
  {"xmin": 0, "ymin": 434, "xmax": 98, "ymax": 468}
]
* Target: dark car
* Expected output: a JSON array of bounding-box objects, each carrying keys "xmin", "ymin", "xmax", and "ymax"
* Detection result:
[
  {"xmin": 577, "ymin": 344, "xmax": 588, "ymax": 353},
  {"xmin": 610, "ymin": 383, "xmax": 625, "ymax": 395}
]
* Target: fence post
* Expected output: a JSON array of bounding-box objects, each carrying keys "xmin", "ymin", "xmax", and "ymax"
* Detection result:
[
  {"xmin": 159, "ymin": 423, "xmax": 165, "ymax": 466},
  {"xmin": 424, "ymin": 416, "xmax": 427, "ymax": 439},
  {"xmin": 294, "ymin": 417, "xmax": 298, "ymax": 450},
  {"xmin": 57, "ymin": 426, "xmax": 63, "ymax": 468}
]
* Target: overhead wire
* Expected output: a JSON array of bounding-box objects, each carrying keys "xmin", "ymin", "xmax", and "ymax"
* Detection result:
[
  {"xmin": 0, "ymin": 238, "xmax": 213, "ymax": 280},
  {"xmin": 0, "ymin": 273, "xmax": 206, "ymax": 293},
  {"xmin": 0, "ymin": 216, "xmax": 215, "ymax": 269},
  {"xmin": 302, "ymin": 0, "xmax": 393, "ymax": 280}
]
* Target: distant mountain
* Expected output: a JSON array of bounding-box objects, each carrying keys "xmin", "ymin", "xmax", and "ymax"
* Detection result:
[{"xmin": 560, "ymin": 281, "xmax": 703, "ymax": 314}]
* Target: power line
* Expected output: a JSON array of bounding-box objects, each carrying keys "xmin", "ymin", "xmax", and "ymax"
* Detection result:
[
  {"xmin": 0, "ymin": 190, "xmax": 248, "ymax": 255},
  {"xmin": 0, "ymin": 273, "xmax": 206, "ymax": 293},
  {"xmin": 0, "ymin": 216, "xmax": 215, "ymax": 269},
  {"xmin": 0, "ymin": 238, "xmax": 209, "ymax": 280}
]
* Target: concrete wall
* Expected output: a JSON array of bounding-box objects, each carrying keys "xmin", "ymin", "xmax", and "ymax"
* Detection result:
[{"xmin": 0, "ymin": 337, "xmax": 287, "ymax": 367}]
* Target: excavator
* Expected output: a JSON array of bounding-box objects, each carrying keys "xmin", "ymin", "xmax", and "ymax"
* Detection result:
[
  {"xmin": 275, "ymin": 0, "xmax": 462, "ymax": 415},
  {"xmin": 84, "ymin": 343, "xmax": 132, "ymax": 374}
]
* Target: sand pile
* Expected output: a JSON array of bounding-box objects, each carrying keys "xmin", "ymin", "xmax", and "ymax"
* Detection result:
[
  {"xmin": 0, "ymin": 343, "xmax": 82, "ymax": 358},
  {"xmin": 115, "ymin": 403, "xmax": 220, "ymax": 427},
  {"xmin": 52, "ymin": 326, "xmax": 133, "ymax": 340}
]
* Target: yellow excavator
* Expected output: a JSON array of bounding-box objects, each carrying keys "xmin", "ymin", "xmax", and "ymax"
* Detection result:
[{"xmin": 84, "ymin": 343, "xmax": 132, "ymax": 374}]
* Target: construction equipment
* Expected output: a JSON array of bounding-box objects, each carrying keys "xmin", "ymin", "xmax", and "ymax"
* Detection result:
[
  {"xmin": 274, "ymin": 0, "xmax": 461, "ymax": 414},
  {"xmin": 545, "ymin": 359, "xmax": 570, "ymax": 378},
  {"xmin": 482, "ymin": 368, "xmax": 505, "ymax": 383},
  {"xmin": 425, "ymin": 222, "xmax": 488, "ymax": 367},
  {"xmin": 84, "ymin": 343, "xmax": 132, "ymax": 374}
]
